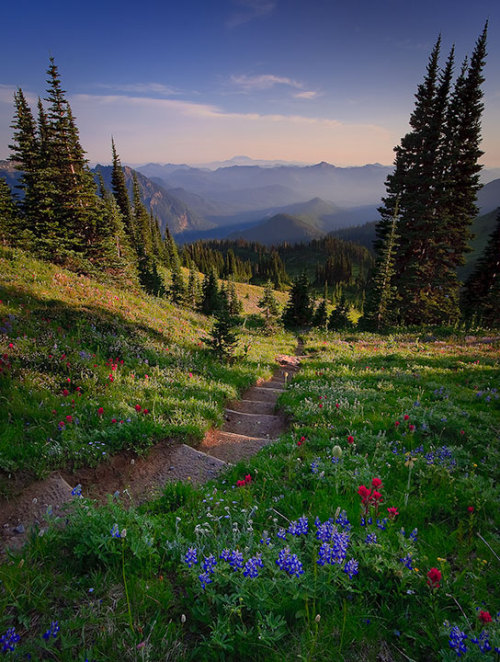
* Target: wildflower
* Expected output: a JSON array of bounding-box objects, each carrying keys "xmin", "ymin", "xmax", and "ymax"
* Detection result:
[
  {"xmin": 1, "ymin": 627, "xmax": 20, "ymax": 653},
  {"xmin": 135, "ymin": 404, "xmax": 142, "ymax": 412},
  {"xmin": 409, "ymin": 424, "xmax": 416, "ymax": 432},
  {"xmin": 110, "ymin": 523, "xmax": 121, "ymax": 538},
  {"xmin": 97, "ymin": 407, "xmax": 104, "ymax": 416},
  {"xmin": 243, "ymin": 554, "xmax": 264, "ymax": 578},
  {"xmin": 371, "ymin": 477, "xmax": 383, "ymax": 489},
  {"xmin": 400, "ymin": 554, "xmax": 413, "ymax": 570},
  {"xmin": 228, "ymin": 549, "xmax": 244, "ymax": 571},
  {"xmin": 335, "ymin": 510, "xmax": 351, "ymax": 531},
  {"xmin": 244, "ymin": 474, "xmax": 252, "ymax": 483},
  {"xmin": 343, "ymin": 558, "xmax": 359, "ymax": 579},
  {"xmin": 478, "ymin": 610, "xmax": 492, "ymax": 624},
  {"xmin": 403, "ymin": 414, "xmax": 410, "ymax": 421},
  {"xmin": 470, "ymin": 630, "xmax": 492, "ymax": 653},
  {"xmin": 42, "ymin": 621, "xmax": 60, "ymax": 640},
  {"xmin": 276, "ymin": 547, "xmax": 304, "ymax": 577},
  {"xmin": 198, "ymin": 572, "xmax": 213, "ymax": 590},
  {"xmin": 65, "ymin": 415, "xmax": 73, "ymax": 423},
  {"xmin": 143, "ymin": 408, "xmax": 149, "ymax": 415},
  {"xmin": 387, "ymin": 507, "xmax": 399, "ymax": 519},
  {"xmin": 347, "ymin": 435, "xmax": 354, "ymax": 444},
  {"xmin": 236, "ymin": 479, "xmax": 246, "ymax": 487},
  {"xmin": 219, "ymin": 549, "xmax": 231, "ymax": 561},
  {"xmin": 202, "ymin": 554, "xmax": 217, "ymax": 574},
  {"xmin": 448, "ymin": 625, "xmax": 467, "ymax": 657},
  {"xmin": 260, "ymin": 536, "xmax": 271, "ymax": 546},
  {"xmin": 427, "ymin": 567, "xmax": 441, "ymax": 588},
  {"xmin": 62, "ymin": 388, "xmax": 69, "ymax": 396},
  {"xmin": 395, "ymin": 420, "xmax": 400, "ymax": 427},
  {"xmin": 277, "ymin": 527, "xmax": 287, "ymax": 540},
  {"xmin": 467, "ymin": 506, "xmax": 474, "ymax": 513},
  {"xmin": 71, "ymin": 483, "xmax": 82, "ymax": 497},
  {"xmin": 332, "ymin": 445, "xmax": 342, "ymax": 458},
  {"xmin": 358, "ymin": 485, "xmax": 371, "ymax": 504},
  {"xmin": 409, "ymin": 528, "xmax": 418, "ymax": 542},
  {"xmin": 184, "ymin": 547, "xmax": 198, "ymax": 568},
  {"xmin": 364, "ymin": 532, "xmax": 377, "ymax": 544}
]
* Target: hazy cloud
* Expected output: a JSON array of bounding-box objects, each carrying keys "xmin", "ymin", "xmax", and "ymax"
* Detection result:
[
  {"xmin": 0, "ymin": 84, "xmax": 37, "ymax": 105},
  {"xmin": 294, "ymin": 90, "xmax": 321, "ymax": 100},
  {"xmin": 94, "ymin": 82, "xmax": 181, "ymax": 96},
  {"xmin": 230, "ymin": 74, "xmax": 303, "ymax": 92},
  {"xmin": 226, "ymin": 0, "xmax": 276, "ymax": 28}
]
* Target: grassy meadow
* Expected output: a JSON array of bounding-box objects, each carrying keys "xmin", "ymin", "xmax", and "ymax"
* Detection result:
[{"xmin": 0, "ymin": 246, "xmax": 499, "ymax": 660}]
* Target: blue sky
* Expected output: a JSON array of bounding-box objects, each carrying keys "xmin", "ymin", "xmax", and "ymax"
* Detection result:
[{"xmin": 0, "ymin": 0, "xmax": 499, "ymax": 167}]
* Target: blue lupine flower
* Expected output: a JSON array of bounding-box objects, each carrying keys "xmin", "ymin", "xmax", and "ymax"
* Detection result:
[
  {"xmin": 343, "ymin": 559, "xmax": 359, "ymax": 579},
  {"xmin": 198, "ymin": 571, "xmax": 213, "ymax": 590},
  {"xmin": 317, "ymin": 531, "xmax": 350, "ymax": 566},
  {"xmin": 243, "ymin": 554, "xmax": 264, "ymax": 578},
  {"xmin": 110, "ymin": 523, "xmax": 121, "ymax": 538},
  {"xmin": 1, "ymin": 627, "xmax": 21, "ymax": 653},
  {"xmin": 335, "ymin": 510, "xmax": 351, "ymax": 531},
  {"xmin": 316, "ymin": 519, "xmax": 335, "ymax": 542},
  {"xmin": 202, "ymin": 554, "xmax": 217, "ymax": 574},
  {"xmin": 71, "ymin": 483, "xmax": 82, "ymax": 497},
  {"xmin": 470, "ymin": 630, "xmax": 492, "ymax": 653},
  {"xmin": 42, "ymin": 621, "xmax": 60, "ymax": 640},
  {"xmin": 219, "ymin": 548, "xmax": 231, "ymax": 561},
  {"xmin": 448, "ymin": 625, "xmax": 467, "ymax": 657},
  {"xmin": 184, "ymin": 547, "xmax": 198, "ymax": 568},
  {"xmin": 228, "ymin": 550, "xmax": 244, "ymax": 571},
  {"xmin": 409, "ymin": 528, "xmax": 418, "ymax": 542},
  {"xmin": 276, "ymin": 547, "xmax": 304, "ymax": 577},
  {"xmin": 360, "ymin": 516, "xmax": 373, "ymax": 527},
  {"xmin": 288, "ymin": 516, "xmax": 308, "ymax": 536},
  {"xmin": 365, "ymin": 532, "xmax": 377, "ymax": 545},
  {"xmin": 376, "ymin": 518, "xmax": 388, "ymax": 530},
  {"xmin": 400, "ymin": 554, "xmax": 413, "ymax": 570},
  {"xmin": 260, "ymin": 536, "xmax": 271, "ymax": 546},
  {"xmin": 311, "ymin": 460, "xmax": 320, "ymax": 473},
  {"xmin": 277, "ymin": 527, "xmax": 287, "ymax": 540}
]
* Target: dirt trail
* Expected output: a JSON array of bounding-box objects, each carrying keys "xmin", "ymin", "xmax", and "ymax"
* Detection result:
[{"xmin": 0, "ymin": 348, "xmax": 301, "ymax": 553}]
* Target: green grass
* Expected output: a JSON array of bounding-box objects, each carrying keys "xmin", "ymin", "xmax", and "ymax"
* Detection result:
[
  {"xmin": 0, "ymin": 246, "xmax": 296, "ymax": 481},
  {"xmin": 0, "ymin": 273, "xmax": 499, "ymax": 660}
]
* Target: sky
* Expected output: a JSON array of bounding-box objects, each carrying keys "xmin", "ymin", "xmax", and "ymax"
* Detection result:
[{"xmin": 0, "ymin": 0, "xmax": 499, "ymax": 168}]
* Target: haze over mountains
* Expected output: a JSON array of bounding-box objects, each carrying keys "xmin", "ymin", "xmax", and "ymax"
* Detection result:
[{"xmin": 1, "ymin": 157, "xmax": 499, "ymax": 252}]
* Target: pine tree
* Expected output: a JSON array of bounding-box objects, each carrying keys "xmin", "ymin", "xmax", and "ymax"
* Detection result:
[
  {"xmin": 258, "ymin": 280, "xmax": 281, "ymax": 334},
  {"xmin": 374, "ymin": 28, "xmax": 487, "ymax": 326},
  {"xmin": 132, "ymin": 174, "xmax": 164, "ymax": 295},
  {"xmin": 328, "ymin": 294, "xmax": 351, "ymax": 331},
  {"xmin": 312, "ymin": 298, "xmax": 328, "ymax": 329},
  {"xmin": 282, "ymin": 272, "xmax": 313, "ymax": 329},
  {"xmin": 111, "ymin": 139, "xmax": 136, "ymax": 242},
  {"xmin": 169, "ymin": 259, "xmax": 186, "ymax": 305},
  {"xmin": 461, "ymin": 207, "xmax": 500, "ymax": 327},
  {"xmin": 205, "ymin": 307, "xmax": 239, "ymax": 362},
  {"xmin": 362, "ymin": 197, "xmax": 400, "ymax": 329},
  {"xmin": 186, "ymin": 265, "xmax": 201, "ymax": 309},
  {"xmin": 0, "ymin": 177, "xmax": 23, "ymax": 245},
  {"xmin": 199, "ymin": 269, "xmax": 220, "ymax": 316}
]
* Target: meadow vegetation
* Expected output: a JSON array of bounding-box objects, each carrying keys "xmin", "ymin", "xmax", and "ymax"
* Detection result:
[{"xmin": 0, "ymin": 250, "xmax": 498, "ymax": 660}]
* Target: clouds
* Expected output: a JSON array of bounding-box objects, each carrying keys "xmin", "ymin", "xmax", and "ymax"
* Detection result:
[
  {"xmin": 226, "ymin": 0, "xmax": 276, "ymax": 28},
  {"xmin": 68, "ymin": 89, "xmax": 395, "ymax": 166},
  {"xmin": 94, "ymin": 82, "xmax": 181, "ymax": 96},
  {"xmin": 229, "ymin": 73, "xmax": 320, "ymax": 100}
]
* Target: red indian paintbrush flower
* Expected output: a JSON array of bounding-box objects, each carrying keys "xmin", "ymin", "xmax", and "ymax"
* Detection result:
[
  {"xmin": 427, "ymin": 567, "xmax": 441, "ymax": 588},
  {"xmin": 479, "ymin": 610, "xmax": 492, "ymax": 624}
]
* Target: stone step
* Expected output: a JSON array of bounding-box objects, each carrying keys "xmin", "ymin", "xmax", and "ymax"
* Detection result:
[
  {"xmin": 222, "ymin": 410, "xmax": 285, "ymax": 437},
  {"xmin": 199, "ymin": 431, "xmax": 275, "ymax": 463},
  {"xmin": 259, "ymin": 380, "xmax": 287, "ymax": 390},
  {"xmin": 243, "ymin": 387, "xmax": 283, "ymax": 402},
  {"xmin": 227, "ymin": 399, "xmax": 276, "ymax": 415}
]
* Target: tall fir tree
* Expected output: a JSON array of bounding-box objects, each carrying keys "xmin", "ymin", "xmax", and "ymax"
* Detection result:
[
  {"xmin": 132, "ymin": 173, "xmax": 164, "ymax": 296},
  {"xmin": 0, "ymin": 177, "xmax": 23, "ymax": 245},
  {"xmin": 282, "ymin": 272, "xmax": 313, "ymax": 329},
  {"xmin": 199, "ymin": 269, "xmax": 220, "ymax": 316},
  {"xmin": 373, "ymin": 28, "xmax": 487, "ymax": 326},
  {"xmin": 258, "ymin": 280, "xmax": 281, "ymax": 334},
  {"xmin": 111, "ymin": 138, "xmax": 136, "ymax": 242},
  {"xmin": 461, "ymin": 207, "xmax": 500, "ymax": 327}
]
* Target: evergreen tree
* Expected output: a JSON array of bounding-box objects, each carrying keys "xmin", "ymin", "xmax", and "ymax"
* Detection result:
[
  {"xmin": 312, "ymin": 298, "xmax": 328, "ymax": 329},
  {"xmin": 186, "ymin": 265, "xmax": 201, "ymax": 309},
  {"xmin": 226, "ymin": 279, "xmax": 243, "ymax": 320},
  {"xmin": 461, "ymin": 207, "xmax": 500, "ymax": 327},
  {"xmin": 169, "ymin": 259, "xmax": 186, "ymax": 305},
  {"xmin": 132, "ymin": 174, "xmax": 164, "ymax": 295},
  {"xmin": 199, "ymin": 269, "xmax": 220, "ymax": 316},
  {"xmin": 374, "ymin": 28, "xmax": 487, "ymax": 326},
  {"xmin": 282, "ymin": 272, "xmax": 313, "ymax": 329},
  {"xmin": 258, "ymin": 280, "xmax": 281, "ymax": 334},
  {"xmin": 204, "ymin": 307, "xmax": 239, "ymax": 363},
  {"xmin": 362, "ymin": 197, "xmax": 400, "ymax": 330},
  {"xmin": 328, "ymin": 295, "xmax": 351, "ymax": 331},
  {"xmin": 0, "ymin": 177, "xmax": 23, "ymax": 245},
  {"xmin": 111, "ymin": 138, "xmax": 136, "ymax": 242}
]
